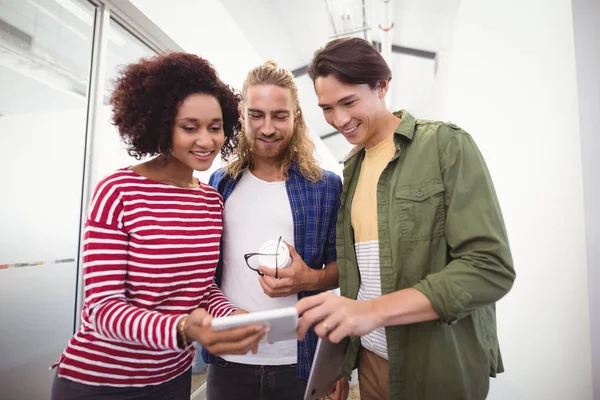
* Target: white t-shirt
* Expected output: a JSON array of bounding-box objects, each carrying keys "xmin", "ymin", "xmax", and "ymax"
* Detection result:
[{"xmin": 220, "ymin": 170, "xmax": 297, "ymax": 365}]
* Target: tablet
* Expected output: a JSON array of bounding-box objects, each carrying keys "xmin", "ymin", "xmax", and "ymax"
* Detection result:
[
  {"xmin": 304, "ymin": 336, "xmax": 350, "ymax": 400},
  {"xmin": 211, "ymin": 307, "xmax": 298, "ymax": 343}
]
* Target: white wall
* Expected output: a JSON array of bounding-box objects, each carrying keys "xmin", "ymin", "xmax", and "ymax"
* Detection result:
[
  {"xmin": 571, "ymin": 0, "xmax": 600, "ymax": 397},
  {"xmin": 429, "ymin": 0, "xmax": 593, "ymax": 398}
]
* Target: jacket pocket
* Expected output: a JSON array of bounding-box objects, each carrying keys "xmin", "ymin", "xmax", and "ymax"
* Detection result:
[{"xmin": 394, "ymin": 180, "xmax": 445, "ymax": 241}]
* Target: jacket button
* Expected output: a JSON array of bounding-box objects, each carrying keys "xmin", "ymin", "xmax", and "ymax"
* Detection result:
[{"xmin": 416, "ymin": 191, "xmax": 423, "ymax": 198}]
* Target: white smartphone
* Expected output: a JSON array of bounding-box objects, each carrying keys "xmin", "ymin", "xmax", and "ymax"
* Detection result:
[{"xmin": 211, "ymin": 307, "xmax": 298, "ymax": 343}]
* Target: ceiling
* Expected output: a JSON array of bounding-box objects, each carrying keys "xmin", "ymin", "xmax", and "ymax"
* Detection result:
[
  {"xmin": 0, "ymin": 0, "xmax": 462, "ymax": 163},
  {"xmin": 220, "ymin": 0, "xmax": 461, "ymax": 72},
  {"xmin": 220, "ymin": 0, "xmax": 462, "ymax": 161}
]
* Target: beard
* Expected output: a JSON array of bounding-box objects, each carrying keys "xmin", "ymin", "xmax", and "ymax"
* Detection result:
[{"xmin": 251, "ymin": 135, "xmax": 293, "ymax": 161}]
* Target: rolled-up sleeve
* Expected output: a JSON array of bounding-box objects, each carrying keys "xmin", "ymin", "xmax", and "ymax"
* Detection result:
[{"xmin": 413, "ymin": 127, "xmax": 515, "ymax": 323}]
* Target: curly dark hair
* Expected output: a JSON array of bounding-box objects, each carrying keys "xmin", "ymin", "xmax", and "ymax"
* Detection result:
[{"xmin": 110, "ymin": 52, "xmax": 241, "ymax": 161}]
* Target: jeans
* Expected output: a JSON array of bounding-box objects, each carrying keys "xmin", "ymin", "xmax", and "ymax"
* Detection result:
[{"xmin": 206, "ymin": 358, "xmax": 307, "ymax": 400}]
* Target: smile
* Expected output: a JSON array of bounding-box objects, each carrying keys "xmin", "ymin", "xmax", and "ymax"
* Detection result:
[
  {"xmin": 341, "ymin": 124, "xmax": 359, "ymax": 135},
  {"xmin": 191, "ymin": 151, "xmax": 213, "ymax": 157}
]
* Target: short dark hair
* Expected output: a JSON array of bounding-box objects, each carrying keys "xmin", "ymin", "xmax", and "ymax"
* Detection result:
[
  {"xmin": 308, "ymin": 37, "xmax": 392, "ymax": 89},
  {"xmin": 110, "ymin": 52, "xmax": 241, "ymax": 161}
]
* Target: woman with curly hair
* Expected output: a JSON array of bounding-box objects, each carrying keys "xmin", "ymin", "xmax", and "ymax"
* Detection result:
[{"xmin": 50, "ymin": 53, "xmax": 267, "ymax": 400}]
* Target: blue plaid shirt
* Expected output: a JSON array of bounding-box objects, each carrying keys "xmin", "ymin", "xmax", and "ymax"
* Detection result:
[{"xmin": 202, "ymin": 162, "xmax": 343, "ymax": 380}]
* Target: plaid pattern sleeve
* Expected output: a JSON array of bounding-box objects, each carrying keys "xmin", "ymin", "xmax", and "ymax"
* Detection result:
[
  {"xmin": 203, "ymin": 165, "xmax": 343, "ymax": 381},
  {"xmin": 287, "ymin": 166, "xmax": 343, "ymax": 380}
]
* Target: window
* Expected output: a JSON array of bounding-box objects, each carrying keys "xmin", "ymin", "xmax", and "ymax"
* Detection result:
[
  {"xmin": 90, "ymin": 18, "xmax": 156, "ymax": 186},
  {"xmin": 0, "ymin": 0, "xmax": 95, "ymax": 397}
]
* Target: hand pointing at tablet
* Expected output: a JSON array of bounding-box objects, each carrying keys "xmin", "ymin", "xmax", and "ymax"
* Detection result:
[
  {"xmin": 295, "ymin": 292, "xmax": 381, "ymax": 343},
  {"xmin": 296, "ymin": 289, "xmax": 439, "ymax": 343}
]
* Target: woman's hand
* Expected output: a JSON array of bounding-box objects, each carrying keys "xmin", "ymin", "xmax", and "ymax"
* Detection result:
[{"xmin": 185, "ymin": 308, "xmax": 267, "ymax": 355}]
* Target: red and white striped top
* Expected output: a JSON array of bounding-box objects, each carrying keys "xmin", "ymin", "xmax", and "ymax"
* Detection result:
[{"xmin": 54, "ymin": 168, "xmax": 236, "ymax": 387}]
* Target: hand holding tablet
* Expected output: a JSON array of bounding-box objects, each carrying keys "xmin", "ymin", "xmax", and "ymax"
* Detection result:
[
  {"xmin": 211, "ymin": 307, "xmax": 299, "ymax": 343},
  {"xmin": 183, "ymin": 308, "xmax": 266, "ymax": 356}
]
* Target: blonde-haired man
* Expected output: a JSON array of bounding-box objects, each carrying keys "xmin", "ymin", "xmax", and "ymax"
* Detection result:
[{"xmin": 203, "ymin": 61, "xmax": 344, "ymax": 400}]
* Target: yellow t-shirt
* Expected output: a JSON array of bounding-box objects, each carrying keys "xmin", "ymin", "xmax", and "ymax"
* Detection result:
[
  {"xmin": 350, "ymin": 133, "xmax": 396, "ymax": 360},
  {"xmin": 351, "ymin": 133, "xmax": 397, "ymax": 242}
]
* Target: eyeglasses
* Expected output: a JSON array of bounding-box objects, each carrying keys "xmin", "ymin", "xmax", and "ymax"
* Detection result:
[{"xmin": 244, "ymin": 236, "xmax": 283, "ymax": 279}]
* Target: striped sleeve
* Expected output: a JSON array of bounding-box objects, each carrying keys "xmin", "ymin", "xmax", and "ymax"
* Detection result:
[
  {"xmin": 197, "ymin": 184, "xmax": 236, "ymax": 317},
  {"xmin": 82, "ymin": 177, "xmax": 184, "ymax": 352},
  {"xmin": 203, "ymin": 281, "xmax": 236, "ymax": 317}
]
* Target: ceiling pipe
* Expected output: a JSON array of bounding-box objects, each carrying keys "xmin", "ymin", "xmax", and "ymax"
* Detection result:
[{"xmin": 379, "ymin": 0, "xmax": 394, "ymax": 106}]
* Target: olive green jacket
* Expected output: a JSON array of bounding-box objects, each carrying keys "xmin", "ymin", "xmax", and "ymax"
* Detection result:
[{"xmin": 337, "ymin": 110, "xmax": 515, "ymax": 399}]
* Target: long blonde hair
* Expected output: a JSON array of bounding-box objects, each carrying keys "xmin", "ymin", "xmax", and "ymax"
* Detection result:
[{"xmin": 226, "ymin": 61, "xmax": 323, "ymax": 182}]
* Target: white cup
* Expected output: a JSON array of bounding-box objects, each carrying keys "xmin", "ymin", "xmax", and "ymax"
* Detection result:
[{"xmin": 258, "ymin": 239, "xmax": 291, "ymax": 269}]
